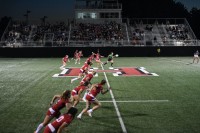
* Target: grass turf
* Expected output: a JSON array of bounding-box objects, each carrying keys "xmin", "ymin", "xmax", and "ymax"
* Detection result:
[{"xmin": 0, "ymin": 57, "xmax": 200, "ymax": 133}]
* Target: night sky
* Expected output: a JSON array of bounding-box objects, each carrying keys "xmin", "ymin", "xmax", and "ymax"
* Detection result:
[
  {"xmin": 0, "ymin": 0, "xmax": 74, "ymax": 21},
  {"xmin": 0, "ymin": 0, "xmax": 200, "ymax": 21}
]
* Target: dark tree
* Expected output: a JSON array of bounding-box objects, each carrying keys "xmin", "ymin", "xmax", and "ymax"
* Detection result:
[
  {"xmin": 119, "ymin": 0, "xmax": 189, "ymax": 18},
  {"xmin": 189, "ymin": 8, "xmax": 200, "ymax": 39}
]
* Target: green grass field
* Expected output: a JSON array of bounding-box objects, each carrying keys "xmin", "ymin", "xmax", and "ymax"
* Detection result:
[{"xmin": 0, "ymin": 57, "xmax": 200, "ymax": 133}]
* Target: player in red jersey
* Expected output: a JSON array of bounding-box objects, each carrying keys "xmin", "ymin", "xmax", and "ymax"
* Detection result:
[
  {"xmin": 80, "ymin": 71, "xmax": 96, "ymax": 85},
  {"xmin": 60, "ymin": 55, "xmax": 70, "ymax": 70},
  {"xmin": 34, "ymin": 90, "xmax": 72, "ymax": 133},
  {"xmin": 85, "ymin": 53, "xmax": 94, "ymax": 64},
  {"xmin": 75, "ymin": 50, "xmax": 83, "ymax": 64},
  {"xmin": 71, "ymin": 61, "xmax": 93, "ymax": 83},
  {"xmin": 43, "ymin": 107, "xmax": 78, "ymax": 133},
  {"xmin": 95, "ymin": 51, "xmax": 104, "ymax": 68},
  {"xmin": 80, "ymin": 71, "xmax": 97, "ymax": 102},
  {"xmin": 72, "ymin": 50, "xmax": 78, "ymax": 60},
  {"xmin": 71, "ymin": 81, "xmax": 90, "ymax": 107},
  {"xmin": 74, "ymin": 50, "xmax": 79, "ymax": 64},
  {"xmin": 90, "ymin": 52, "xmax": 95, "ymax": 61},
  {"xmin": 77, "ymin": 79, "xmax": 111, "ymax": 119}
]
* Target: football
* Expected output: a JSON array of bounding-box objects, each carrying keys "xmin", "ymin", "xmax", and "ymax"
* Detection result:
[{"xmin": 115, "ymin": 54, "xmax": 119, "ymax": 57}]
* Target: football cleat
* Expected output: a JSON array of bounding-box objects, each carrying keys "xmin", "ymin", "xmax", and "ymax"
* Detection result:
[
  {"xmin": 77, "ymin": 114, "xmax": 82, "ymax": 119},
  {"xmin": 87, "ymin": 110, "xmax": 92, "ymax": 117}
]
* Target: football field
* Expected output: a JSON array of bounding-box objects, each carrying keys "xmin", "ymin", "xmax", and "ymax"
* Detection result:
[{"xmin": 0, "ymin": 57, "xmax": 200, "ymax": 133}]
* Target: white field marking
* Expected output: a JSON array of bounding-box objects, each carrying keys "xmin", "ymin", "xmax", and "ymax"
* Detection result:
[
  {"xmin": 113, "ymin": 73, "xmax": 119, "ymax": 76},
  {"xmin": 101, "ymin": 64, "xmax": 127, "ymax": 133},
  {"xmin": 52, "ymin": 74, "xmax": 77, "ymax": 77},
  {"xmin": 139, "ymin": 67, "xmax": 146, "ymax": 69},
  {"xmin": 81, "ymin": 100, "xmax": 169, "ymax": 103},
  {"xmin": 91, "ymin": 67, "xmax": 98, "ymax": 70},
  {"xmin": 109, "ymin": 67, "xmax": 114, "ymax": 69},
  {"xmin": 99, "ymin": 100, "xmax": 169, "ymax": 103},
  {"xmin": 139, "ymin": 68, "xmax": 149, "ymax": 74},
  {"xmin": 52, "ymin": 74, "xmax": 98, "ymax": 78},
  {"xmin": 60, "ymin": 69, "xmax": 69, "ymax": 74},
  {"xmin": 151, "ymin": 73, "xmax": 159, "ymax": 76}
]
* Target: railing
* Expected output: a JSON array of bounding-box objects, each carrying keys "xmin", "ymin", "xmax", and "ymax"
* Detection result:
[
  {"xmin": 75, "ymin": 4, "xmax": 122, "ymax": 9},
  {"xmin": 0, "ymin": 39, "xmax": 199, "ymax": 48}
]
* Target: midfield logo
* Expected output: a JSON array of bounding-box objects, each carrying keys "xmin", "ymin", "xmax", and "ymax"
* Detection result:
[{"xmin": 52, "ymin": 67, "xmax": 158, "ymax": 77}]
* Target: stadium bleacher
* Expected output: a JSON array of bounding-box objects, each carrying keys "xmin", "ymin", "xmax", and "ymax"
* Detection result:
[{"xmin": 0, "ymin": 18, "xmax": 198, "ymax": 47}]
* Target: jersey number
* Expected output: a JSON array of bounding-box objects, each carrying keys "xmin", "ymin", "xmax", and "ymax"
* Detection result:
[{"xmin": 56, "ymin": 116, "xmax": 64, "ymax": 122}]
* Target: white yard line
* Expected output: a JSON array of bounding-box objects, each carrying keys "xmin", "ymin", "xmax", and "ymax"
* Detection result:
[
  {"xmin": 80, "ymin": 100, "xmax": 169, "ymax": 103},
  {"xmin": 99, "ymin": 100, "xmax": 169, "ymax": 103},
  {"xmin": 101, "ymin": 64, "xmax": 128, "ymax": 133}
]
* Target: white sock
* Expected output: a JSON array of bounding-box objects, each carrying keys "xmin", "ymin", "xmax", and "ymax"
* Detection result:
[
  {"xmin": 60, "ymin": 65, "xmax": 65, "ymax": 69},
  {"xmin": 78, "ymin": 113, "xmax": 82, "ymax": 117},
  {"xmin": 71, "ymin": 77, "xmax": 78, "ymax": 82},
  {"xmin": 35, "ymin": 123, "xmax": 44, "ymax": 133},
  {"xmin": 88, "ymin": 109, "xmax": 93, "ymax": 113},
  {"xmin": 82, "ymin": 92, "xmax": 87, "ymax": 101}
]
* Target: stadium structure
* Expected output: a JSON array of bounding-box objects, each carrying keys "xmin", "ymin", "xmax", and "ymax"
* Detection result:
[
  {"xmin": 0, "ymin": 0, "xmax": 199, "ymax": 57},
  {"xmin": 74, "ymin": 0, "xmax": 122, "ymax": 22}
]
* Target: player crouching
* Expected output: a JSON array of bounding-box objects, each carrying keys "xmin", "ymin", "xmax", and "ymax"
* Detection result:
[
  {"xmin": 43, "ymin": 107, "xmax": 78, "ymax": 133},
  {"xmin": 77, "ymin": 79, "xmax": 111, "ymax": 119}
]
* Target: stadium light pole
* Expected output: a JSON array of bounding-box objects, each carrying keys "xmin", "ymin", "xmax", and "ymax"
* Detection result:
[
  {"xmin": 24, "ymin": 10, "xmax": 31, "ymax": 25},
  {"xmin": 40, "ymin": 16, "xmax": 48, "ymax": 26}
]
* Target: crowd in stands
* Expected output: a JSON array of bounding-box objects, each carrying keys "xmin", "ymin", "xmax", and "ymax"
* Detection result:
[
  {"xmin": 166, "ymin": 25, "xmax": 189, "ymax": 40},
  {"xmin": 31, "ymin": 22, "xmax": 69, "ymax": 46},
  {"xmin": 145, "ymin": 25, "xmax": 153, "ymax": 31},
  {"xmin": 1, "ymin": 20, "xmax": 195, "ymax": 47},
  {"xmin": 3, "ymin": 21, "xmax": 31, "ymax": 46},
  {"xmin": 3, "ymin": 21, "xmax": 69, "ymax": 46},
  {"xmin": 70, "ymin": 21, "xmax": 124, "ymax": 43},
  {"xmin": 131, "ymin": 28, "xmax": 145, "ymax": 45}
]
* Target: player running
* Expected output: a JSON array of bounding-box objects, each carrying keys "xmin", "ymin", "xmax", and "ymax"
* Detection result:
[
  {"xmin": 71, "ymin": 81, "xmax": 90, "ymax": 107},
  {"xmin": 60, "ymin": 55, "xmax": 70, "ymax": 70},
  {"xmin": 72, "ymin": 50, "xmax": 78, "ymax": 60},
  {"xmin": 103, "ymin": 52, "xmax": 114, "ymax": 67},
  {"xmin": 77, "ymin": 79, "xmax": 110, "ymax": 119},
  {"xmin": 80, "ymin": 71, "xmax": 96, "ymax": 85},
  {"xmin": 84, "ymin": 52, "xmax": 95, "ymax": 65},
  {"xmin": 71, "ymin": 61, "xmax": 93, "ymax": 83},
  {"xmin": 43, "ymin": 107, "xmax": 78, "ymax": 133},
  {"xmin": 193, "ymin": 50, "xmax": 199, "ymax": 63},
  {"xmin": 80, "ymin": 71, "xmax": 97, "ymax": 102},
  {"xmin": 75, "ymin": 50, "xmax": 83, "ymax": 64},
  {"xmin": 34, "ymin": 90, "xmax": 72, "ymax": 133},
  {"xmin": 95, "ymin": 51, "xmax": 104, "ymax": 68}
]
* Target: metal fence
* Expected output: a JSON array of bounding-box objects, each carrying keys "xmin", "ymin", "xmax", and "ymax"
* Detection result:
[{"xmin": 1, "ymin": 39, "xmax": 199, "ymax": 48}]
